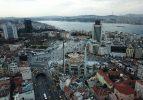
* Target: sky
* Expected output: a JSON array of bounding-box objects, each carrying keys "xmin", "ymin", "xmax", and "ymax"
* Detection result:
[{"xmin": 0, "ymin": 0, "xmax": 143, "ymax": 17}]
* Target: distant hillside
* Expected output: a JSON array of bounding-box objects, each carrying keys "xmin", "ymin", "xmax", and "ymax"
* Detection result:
[{"xmin": 30, "ymin": 14, "xmax": 143, "ymax": 25}]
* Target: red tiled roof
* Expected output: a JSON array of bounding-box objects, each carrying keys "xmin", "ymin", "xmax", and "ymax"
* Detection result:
[
  {"xmin": 115, "ymin": 83, "xmax": 135, "ymax": 95},
  {"xmin": 98, "ymin": 70, "xmax": 113, "ymax": 86},
  {"xmin": 77, "ymin": 87, "xmax": 87, "ymax": 94},
  {"xmin": 64, "ymin": 86, "xmax": 73, "ymax": 96},
  {"xmin": 122, "ymin": 79, "xmax": 136, "ymax": 86},
  {"xmin": 71, "ymin": 76, "xmax": 78, "ymax": 83},
  {"xmin": 92, "ymin": 85, "xmax": 109, "ymax": 96}
]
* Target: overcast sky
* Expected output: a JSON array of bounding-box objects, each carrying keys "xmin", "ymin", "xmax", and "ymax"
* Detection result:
[{"xmin": 0, "ymin": 0, "xmax": 143, "ymax": 17}]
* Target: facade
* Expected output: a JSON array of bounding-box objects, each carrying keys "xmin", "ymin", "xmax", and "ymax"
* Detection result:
[
  {"xmin": 2, "ymin": 22, "xmax": 18, "ymax": 39},
  {"xmin": 9, "ymin": 44, "xmax": 22, "ymax": 51},
  {"xmin": 92, "ymin": 20, "xmax": 102, "ymax": 42},
  {"xmin": 135, "ymin": 80, "xmax": 143, "ymax": 99},
  {"xmin": 0, "ymin": 94, "xmax": 10, "ymax": 100},
  {"xmin": 67, "ymin": 52, "xmax": 84, "ymax": 76},
  {"xmin": 134, "ymin": 46, "xmax": 142, "ymax": 59},
  {"xmin": 61, "ymin": 32, "xmax": 70, "ymax": 39},
  {"xmin": 9, "ymin": 62, "xmax": 19, "ymax": 75},
  {"xmin": 18, "ymin": 53, "xmax": 29, "ymax": 82},
  {"xmin": 98, "ymin": 45, "xmax": 109, "ymax": 56},
  {"xmin": 19, "ymin": 67, "xmax": 32, "ymax": 80},
  {"xmin": 0, "ymin": 30, "xmax": 4, "ymax": 37},
  {"xmin": 24, "ymin": 19, "xmax": 32, "ymax": 33},
  {"xmin": 137, "ymin": 62, "xmax": 143, "ymax": 79},
  {"xmin": 0, "ymin": 58, "xmax": 9, "ymax": 77},
  {"xmin": 89, "ymin": 43, "xmax": 99, "ymax": 55},
  {"xmin": 126, "ymin": 44, "xmax": 134, "ymax": 58},
  {"xmin": 0, "ymin": 62, "xmax": 4, "ymax": 77},
  {"xmin": 110, "ymin": 46, "xmax": 127, "ymax": 57},
  {"xmin": 0, "ymin": 77, "xmax": 10, "ymax": 100}
]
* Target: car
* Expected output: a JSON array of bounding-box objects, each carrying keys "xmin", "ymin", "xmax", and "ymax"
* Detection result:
[{"xmin": 43, "ymin": 93, "xmax": 47, "ymax": 100}]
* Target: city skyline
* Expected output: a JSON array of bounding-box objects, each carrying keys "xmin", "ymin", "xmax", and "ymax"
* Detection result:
[{"xmin": 0, "ymin": 0, "xmax": 143, "ymax": 17}]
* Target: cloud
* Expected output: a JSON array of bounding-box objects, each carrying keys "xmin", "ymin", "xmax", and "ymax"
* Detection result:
[{"xmin": 0, "ymin": 0, "xmax": 142, "ymax": 17}]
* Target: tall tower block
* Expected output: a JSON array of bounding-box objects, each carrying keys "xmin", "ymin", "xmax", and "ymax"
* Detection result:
[{"xmin": 92, "ymin": 20, "xmax": 101, "ymax": 42}]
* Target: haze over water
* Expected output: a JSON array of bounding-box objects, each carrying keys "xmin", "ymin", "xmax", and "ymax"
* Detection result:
[{"xmin": 40, "ymin": 21, "xmax": 143, "ymax": 34}]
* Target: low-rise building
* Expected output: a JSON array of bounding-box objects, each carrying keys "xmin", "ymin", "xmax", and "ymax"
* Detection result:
[
  {"xmin": 110, "ymin": 46, "xmax": 126, "ymax": 57},
  {"xmin": 137, "ymin": 61, "xmax": 143, "ymax": 79},
  {"xmin": 96, "ymin": 70, "xmax": 113, "ymax": 89},
  {"xmin": 9, "ymin": 43, "xmax": 23, "ymax": 51},
  {"xmin": 61, "ymin": 32, "xmax": 70, "ymax": 39},
  {"xmin": 13, "ymin": 79, "xmax": 35, "ymax": 100},
  {"xmin": 64, "ymin": 86, "xmax": 74, "ymax": 99},
  {"xmin": 134, "ymin": 46, "xmax": 143, "ymax": 59},
  {"xmin": 88, "ymin": 43, "xmax": 99, "ymax": 55},
  {"xmin": 114, "ymin": 83, "xmax": 135, "ymax": 100},
  {"xmin": 126, "ymin": 44, "xmax": 134, "ymax": 58},
  {"xmin": 98, "ymin": 45, "xmax": 109, "ymax": 56},
  {"xmin": 0, "ymin": 77, "xmax": 10, "ymax": 100},
  {"xmin": 9, "ymin": 62, "xmax": 19, "ymax": 75},
  {"xmin": 92, "ymin": 85, "xmax": 110, "ymax": 100},
  {"xmin": 135, "ymin": 80, "xmax": 143, "ymax": 99},
  {"xmin": 19, "ymin": 67, "xmax": 32, "ymax": 80}
]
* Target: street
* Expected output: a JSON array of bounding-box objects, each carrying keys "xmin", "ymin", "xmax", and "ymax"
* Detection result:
[{"xmin": 34, "ymin": 73, "xmax": 66, "ymax": 100}]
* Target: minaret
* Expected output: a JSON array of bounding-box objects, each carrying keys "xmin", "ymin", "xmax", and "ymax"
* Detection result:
[
  {"xmin": 63, "ymin": 41, "xmax": 65, "ymax": 74},
  {"xmin": 92, "ymin": 20, "xmax": 102, "ymax": 42},
  {"xmin": 84, "ymin": 45, "xmax": 87, "ymax": 76}
]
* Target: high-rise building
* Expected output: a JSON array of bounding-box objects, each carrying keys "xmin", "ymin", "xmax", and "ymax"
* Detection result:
[
  {"xmin": 24, "ymin": 19, "xmax": 32, "ymax": 33},
  {"xmin": 92, "ymin": 20, "xmax": 102, "ymax": 42},
  {"xmin": 2, "ymin": 22, "xmax": 18, "ymax": 39}
]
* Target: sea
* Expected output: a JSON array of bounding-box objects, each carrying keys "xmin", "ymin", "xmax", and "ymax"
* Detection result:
[{"xmin": 39, "ymin": 20, "xmax": 143, "ymax": 34}]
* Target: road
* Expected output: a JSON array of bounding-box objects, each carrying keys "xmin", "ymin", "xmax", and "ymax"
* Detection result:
[{"xmin": 34, "ymin": 74, "xmax": 66, "ymax": 100}]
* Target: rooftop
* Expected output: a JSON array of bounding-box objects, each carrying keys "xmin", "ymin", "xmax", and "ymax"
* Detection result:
[
  {"xmin": 0, "ymin": 77, "xmax": 10, "ymax": 98},
  {"xmin": 98, "ymin": 70, "xmax": 113, "ymax": 86},
  {"xmin": 114, "ymin": 83, "xmax": 135, "ymax": 95},
  {"xmin": 136, "ymin": 80, "xmax": 143, "ymax": 86},
  {"xmin": 92, "ymin": 85, "xmax": 110, "ymax": 96}
]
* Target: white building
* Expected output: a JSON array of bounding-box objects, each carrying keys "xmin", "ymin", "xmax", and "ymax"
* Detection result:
[
  {"xmin": 19, "ymin": 67, "xmax": 32, "ymax": 80},
  {"xmin": 135, "ymin": 80, "xmax": 143, "ymax": 99},
  {"xmin": 0, "ymin": 94, "xmax": 10, "ymax": 100},
  {"xmin": 14, "ymin": 90, "xmax": 35, "ymax": 100},
  {"xmin": 137, "ymin": 61, "xmax": 143, "ymax": 79},
  {"xmin": 0, "ymin": 77, "xmax": 10, "ymax": 100},
  {"xmin": 2, "ymin": 22, "xmax": 18, "ymax": 39},
  {"xmin": 61, "ymin": 32, "xmax": 70, "ymax": 39},
  {"xmin": 9, "ymin": 62, "xmax": 19, "ymax": 75},
  {"xmin": 9, "ymin": 44, "xmax": 22, "ymax": 51},
  {"xmin": 98, "ymin": 46, "xmax": 109, "ymax": 56},
  {"xmin": 111, "ymin": 52, "xmax": 126, "ymax": 57}
]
